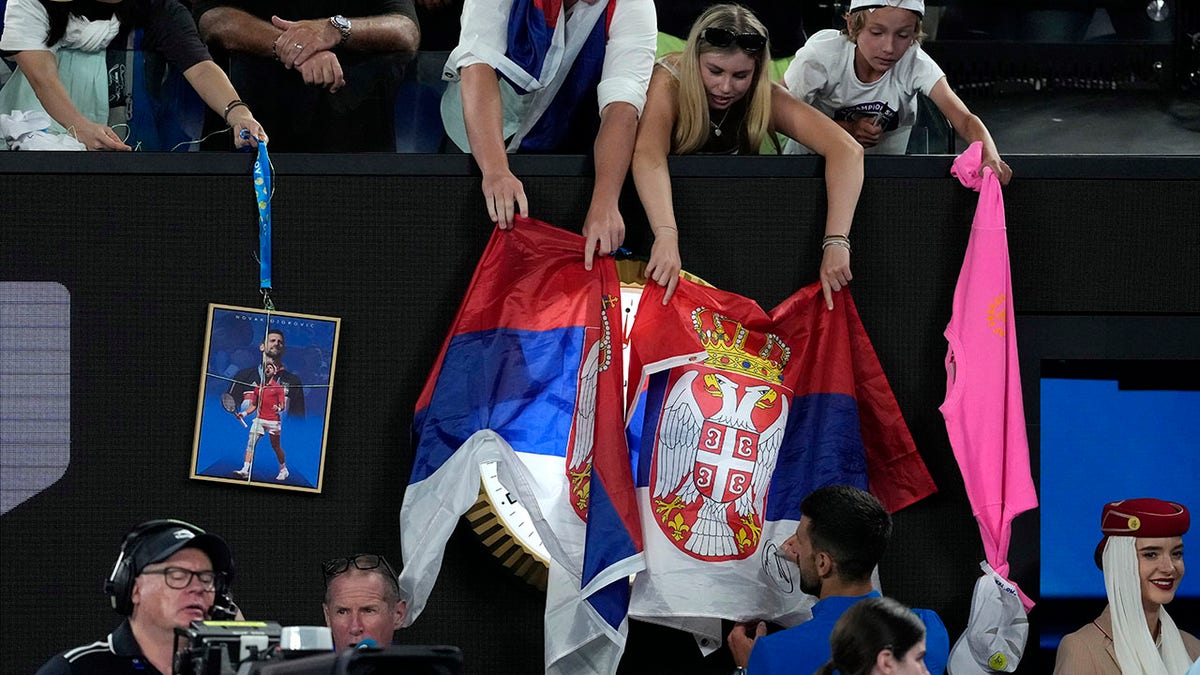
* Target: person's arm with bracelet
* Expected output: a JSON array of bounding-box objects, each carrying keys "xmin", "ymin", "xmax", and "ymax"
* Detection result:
[
  {"xmin": 197, "ymin": 6, "xmax": 347, "ymax": 92},
  {"xmin": 271, "ymin": 12, "xmax": 419, "ymax": 64},
  {"xmin": 461, "ymin": 62, "xmax": 527, "ymax": 229},
  {"xmin": 771, "ymin": 83, "xmax": 863, "ymax": 310},
  {"xmin": 199, "ymin": 4, "xmax": 420, "ymax": 55},
  {"xmin": 181, "ymin": 60, "xmax": 267, "ymax": 146},
  {"xmin": 631, "ymin": 65, "xmax": 682, "ymax": 303},
  {"xmin": 197, "ymin": 6, "xmax": 418, "ymax": 93},
  {"xmin": 13, "ymin": 50, "xmax": 130, "ymax": 150}
]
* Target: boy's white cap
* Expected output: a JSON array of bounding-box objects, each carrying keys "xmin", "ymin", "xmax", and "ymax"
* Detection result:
[
  {"xmin": 849, "ymin": 0, "xmax": 925, "ymax": 17},
  {"xmin": 947, "ymin": 562, "xmax": 1029, "ymax": 673}
]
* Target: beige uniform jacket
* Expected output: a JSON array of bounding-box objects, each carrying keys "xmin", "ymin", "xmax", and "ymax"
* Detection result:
[{"xmin": 1053, "ymin": 606, "xmax": 1200, "ymax": 674}]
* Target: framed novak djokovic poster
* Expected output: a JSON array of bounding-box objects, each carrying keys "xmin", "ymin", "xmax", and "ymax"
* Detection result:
[{"xmin": 191, "ymin": 304, "xmax": 341, "ymax": 493}]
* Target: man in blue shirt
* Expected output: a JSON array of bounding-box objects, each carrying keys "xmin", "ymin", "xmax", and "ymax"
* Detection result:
[{"xmin": 728, "ymin": 485, "xmax": 949, "ymax": 674}]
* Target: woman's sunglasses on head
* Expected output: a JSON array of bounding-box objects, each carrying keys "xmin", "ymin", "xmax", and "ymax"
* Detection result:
[{"xmin": 702, "ymin": 27, "xmax": 767, "ymax": 53}]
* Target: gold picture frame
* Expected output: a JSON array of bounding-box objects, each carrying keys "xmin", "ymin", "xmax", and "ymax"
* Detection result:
[{"xmin": 190, "ymin": 304, "xmax": 340, "ymax": 493}]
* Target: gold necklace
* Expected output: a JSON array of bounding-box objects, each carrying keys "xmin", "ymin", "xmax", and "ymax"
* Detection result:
[{"xmin": 709, "ymin": 107, "xmax": 732, "ymax": 137}]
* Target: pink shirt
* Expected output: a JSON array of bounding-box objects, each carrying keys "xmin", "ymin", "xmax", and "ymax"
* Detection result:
[{"xmin": 940, "ymin": 142, "xmax": 1038, "ymax": 609}]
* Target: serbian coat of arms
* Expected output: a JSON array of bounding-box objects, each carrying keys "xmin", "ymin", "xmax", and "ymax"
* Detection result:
[
  {"xmin": 564, "ymin": 293, "xmax": 620, "ymax": 521},
  {"xmin": 649, "ymin": 307, "xmax": 792, "ymax": 561}
]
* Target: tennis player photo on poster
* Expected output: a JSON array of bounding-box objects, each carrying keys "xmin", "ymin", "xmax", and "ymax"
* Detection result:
[{"xmin": 191, "ymin": 304, "xmax": 340, "ymax": 493}]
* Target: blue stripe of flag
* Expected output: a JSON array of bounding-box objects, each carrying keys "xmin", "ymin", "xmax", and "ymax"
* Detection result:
[{"xmin": 411, "ymin": 326, "xmax": 585, "ymax": 484}]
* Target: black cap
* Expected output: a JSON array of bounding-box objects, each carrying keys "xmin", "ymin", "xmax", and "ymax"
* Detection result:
[{"xmin": 133, "ymin": 525, "xmax": 236, "ymax": 584}]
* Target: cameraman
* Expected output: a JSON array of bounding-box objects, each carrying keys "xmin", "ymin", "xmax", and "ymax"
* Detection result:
[{"xmin": 37, "ymin": 519, "xmax": 237, "ymax": 675}]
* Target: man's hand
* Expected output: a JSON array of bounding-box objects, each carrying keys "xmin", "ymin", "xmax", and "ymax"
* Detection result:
[
  {"xmin": 819, "ymin": 245, "xmax": 852, "ymax": 310},
  {"xmin": 296, "ymin": 51, "xmax": 346, "ymax": 92},
  {"xmin": 645, "ymin": 229, "xmax": 681, "ymax": 304},
  {"xmin": 836, "ymin": 117, "xmax": 883, "ymax": 148},
  {"xmin": 272, "ymin": 15, "xmax": 339, "ymax": 69},
  {"xmin": 481, "ymin": 169, "xmax": 527, "ymax": 229},
  {"xmin": 75, "ymin": 120, "xmax": 131, "ymax": 151},
  {"xmin": 582, "ymin": 204, "xmax": 625, "ymax": 270},
  {"xmin": 727, "ymin": 621, "xmax": 767, "ymax": 668}
]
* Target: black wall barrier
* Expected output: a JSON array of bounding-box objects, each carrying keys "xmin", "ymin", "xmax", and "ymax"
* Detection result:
[{"xmin": 1, "ymin": 154, "xmax": 1198, "ymax": 674}]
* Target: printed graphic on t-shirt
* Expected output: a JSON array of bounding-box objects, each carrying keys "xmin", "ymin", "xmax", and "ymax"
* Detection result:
[{"xmin": 833, "ymin": 102, "xmax": 899, "ymax": 131}]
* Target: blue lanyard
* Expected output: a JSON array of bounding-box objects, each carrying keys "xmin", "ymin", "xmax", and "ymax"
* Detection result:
[{"xmin": 253, "ymin": 141, "xmax": 273, "ymax": 295}]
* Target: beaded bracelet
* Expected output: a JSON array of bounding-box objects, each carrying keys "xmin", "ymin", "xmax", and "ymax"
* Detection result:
[{"xmin": 223, "ymin": 100, "xmax": 250, "ymax": 126}]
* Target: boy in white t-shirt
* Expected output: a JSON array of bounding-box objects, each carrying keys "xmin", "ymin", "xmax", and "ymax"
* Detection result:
[{"xmin": 783, "ymin": 0, "xmax": 1010, "ymax": 183}]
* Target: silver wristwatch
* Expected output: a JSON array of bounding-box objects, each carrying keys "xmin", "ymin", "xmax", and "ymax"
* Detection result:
[{"xmin": 330, "ymin": 15, "xmax": 351, "ymax": 47}]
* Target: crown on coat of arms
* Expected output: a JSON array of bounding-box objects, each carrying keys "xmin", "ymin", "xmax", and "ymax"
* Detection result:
[{"xmin": 691, "ymin": 308, "xmax": 790, "ymax": 382}]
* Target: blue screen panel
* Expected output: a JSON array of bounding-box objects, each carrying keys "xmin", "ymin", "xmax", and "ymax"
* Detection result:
[{"xmin": 1040, "ymin": 372, "xmax": 1200, "ymax": 599}]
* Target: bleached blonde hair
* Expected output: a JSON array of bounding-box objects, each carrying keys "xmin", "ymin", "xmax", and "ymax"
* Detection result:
[{"xmin": 672, "ymin": 4, "xmax": 773, "ymax": 155}]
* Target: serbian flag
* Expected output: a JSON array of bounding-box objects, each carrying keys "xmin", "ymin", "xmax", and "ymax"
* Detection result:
[
  {"xmin": 399, "ymin": 217, "xmax": 643, "ymax": 675},
  {"xmin": 499, "ymin": 0, "xmax": 614, "ymax": 151},
  {"xmin": 624, "ymin": 278, "xmax": 937, "ymax": 644},
  {"xmin": 505, "ymin": 0, "xmax": 565, "ymax": 90}
]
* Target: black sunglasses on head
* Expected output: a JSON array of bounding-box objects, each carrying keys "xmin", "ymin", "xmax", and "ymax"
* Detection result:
[
  {"xmin": 701, "ymin": 27, "xmax": 767, "ymax": 53},
  {"xmin": 321, "ymin": 553, "xmax": 398, "ymax": 586}
]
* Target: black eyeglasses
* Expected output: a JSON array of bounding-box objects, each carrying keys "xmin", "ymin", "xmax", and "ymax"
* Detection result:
[
  {"xmin": 322, "ymin": 554, "xmax": 397, "ymax": 587},
  {"xmin": 701, "ymin": 27, "xmax": 767, "ymax": 53},
  {"xmin": 142, "ymin": 566, "xmax": 223, "ymax": 591}
]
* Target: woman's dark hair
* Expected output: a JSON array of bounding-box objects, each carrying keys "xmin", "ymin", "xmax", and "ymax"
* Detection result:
[
  {"xmin": 38, "ymin": 0, "xmax": 131, "ymax": 48},
  {"xmin": 815, "ymin": 596, "xmax": 926, "ymax": 675}
]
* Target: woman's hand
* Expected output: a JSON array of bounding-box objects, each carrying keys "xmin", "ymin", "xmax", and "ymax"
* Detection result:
[
  {"xmin": 819, "ymin": 245, "xmax": 852, "ymax": 310},
  {"xmin": 75, "ymin": 121, "xmax": 130, "ymax": 151},
  {"xmin": 645, "ymin": 228, "xmax": 681, "ymax": 304},
  {"xmin": 225, "ymin": 106, "xmax": 268, "ymax": 148}
]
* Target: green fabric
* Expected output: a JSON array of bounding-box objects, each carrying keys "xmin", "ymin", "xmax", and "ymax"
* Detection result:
[
  {"xmin": 655, "ymin": 31, "xmax": 795, "ymax": 75},
  {"xmin": 0, "ymin": 49, "xmax": 108, "ymax": 136},
  {"xmin": 440, "ymin": 77, "xmax": 529, "ymax": 152},
  {"xmin": 656, "ymin": 32, "xmax": 686, "ymax": 56}
]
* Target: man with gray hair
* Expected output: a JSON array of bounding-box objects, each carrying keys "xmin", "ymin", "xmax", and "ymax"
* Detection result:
[{"xmin": 321, "ymin": 553, "xmax": 406, "ymax": 650}]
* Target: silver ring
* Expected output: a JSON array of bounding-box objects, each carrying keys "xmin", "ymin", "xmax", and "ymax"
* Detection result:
[{"xmin": 294, "ymin": 43, "xmax": 303, "ymax": 50}]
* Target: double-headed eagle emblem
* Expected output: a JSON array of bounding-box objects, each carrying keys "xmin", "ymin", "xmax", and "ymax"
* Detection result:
[
  {"xmin": 651, "ymin": 308, "xmax": 792, "ymax": 560},
  {"xmin": 565, "ymin": 296, "xmax": 617, "ymax": 520}
]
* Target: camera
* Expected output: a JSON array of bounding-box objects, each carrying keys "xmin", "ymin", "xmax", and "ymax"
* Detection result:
[
  {"xmin": 173, "ymin": 620, "xmax": 463, "ymax": 675},
  {"xmin": 173, "ymin": 620, "xmax": 283, "ymax": 675}
]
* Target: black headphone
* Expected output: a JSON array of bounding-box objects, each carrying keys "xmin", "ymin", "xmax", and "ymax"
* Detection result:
[{"xmin": 104, "ymin": 519, "xmax": 215, "ymax": 616}]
